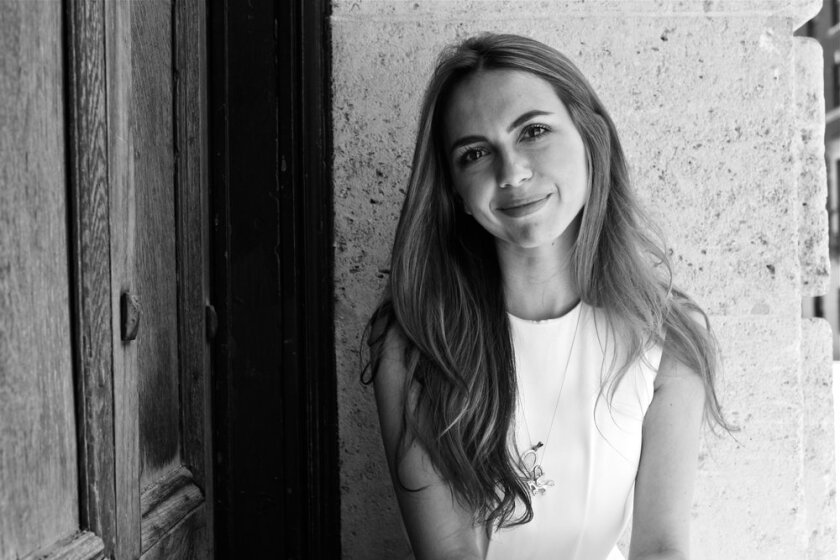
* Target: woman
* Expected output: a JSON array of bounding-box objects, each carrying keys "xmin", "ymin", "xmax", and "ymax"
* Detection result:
[{"xmin": 364, "ymin": 33, "xmax": 729, "ymax": 560}]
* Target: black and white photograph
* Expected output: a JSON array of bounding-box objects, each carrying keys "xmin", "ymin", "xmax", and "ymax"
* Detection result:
[{"xmin": 0, "ymin": 1, "xmax": 836, "ymax": 559}]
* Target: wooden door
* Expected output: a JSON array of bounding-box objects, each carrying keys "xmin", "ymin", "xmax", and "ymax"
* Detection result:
[
  {"xmin": 0, "ymin": 2, "xmax": 85, "ymax": 558},
  {"xmin": 106, "ymin": 0, "xmax": 213, "ymax": 557},
  {"xmin": 1, "ymin": 0, "xmax": 210, "ymax": 559},
  {"xmin": 2, "ymin": 0, "xmax": 336, "ymax": 557}
]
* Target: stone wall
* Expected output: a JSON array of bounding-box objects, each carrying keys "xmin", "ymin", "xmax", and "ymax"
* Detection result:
[{"xmin": 331, "ymin": 1, "xmax": 834, "ymax": 557}]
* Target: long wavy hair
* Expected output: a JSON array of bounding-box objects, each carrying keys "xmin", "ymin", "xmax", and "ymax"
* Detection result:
[{"xmin": 364, "ymin": 33, "xmax": 730, "ymax": 531}]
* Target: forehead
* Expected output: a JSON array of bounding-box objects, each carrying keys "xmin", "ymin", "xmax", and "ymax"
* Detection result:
[{"xmin": 443, "ymin": 69, "xmax": 565, "ymax": 138}]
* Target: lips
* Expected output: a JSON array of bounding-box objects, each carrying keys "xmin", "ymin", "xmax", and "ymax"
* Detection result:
[{"xmin": 497, "ymin": 193, "xmax": 552, "ymax": 218}]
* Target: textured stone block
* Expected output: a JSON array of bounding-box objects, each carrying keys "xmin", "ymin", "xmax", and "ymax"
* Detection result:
[
  {"xmin": 802, "ymin": 319, "xmax": 836, "ymax": 559},
  {"xmin": 690, "ymin": 316, "xmax": 805, "ymax": 558},
  {"xmin": 795, "ymin": 38, "xmax": 830, "ymax": 297},
  {"xmin": 332, "ymin": 0, "xmax": 822, "ymax": 23}
]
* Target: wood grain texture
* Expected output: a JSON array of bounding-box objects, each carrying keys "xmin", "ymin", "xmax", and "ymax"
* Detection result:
[
  {"xmin": 140, "ymin": 467, "xmax": 204, "ymax": 553},
  {"xmin": 64, "ymin": 0, "xmax": 117, "ymax": 552},
  {"xmin": 174, "ymin": 0, "xmax": 215, "ymax": 552},
  {"xmin": 22, "ymin": 531, "xmax": 105, "ymax": 560},
  {"xmin": 140, "ymin": 504, "xmax": 208, "ymax": 560},
  {"xmin": 174, "ymin": 0, "xmax": 212, "ymax": 501},
  {"xmin": 0, "ymin": 1, "xmax": 80, "ymax": 557},
  {"xmin": 130, "ymin": 0, "xmax": 182, "ymax": 490},
  {"xmin": 105, "ymin": 0, "xmax": 142, "ymax": 557}
]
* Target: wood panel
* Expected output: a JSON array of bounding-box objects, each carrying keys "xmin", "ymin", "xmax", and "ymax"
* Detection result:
[
  {"xmin": 105, "ymin": 0, "xmax": 142, "ymax": 556},
  {"xmin": 174, "ymin": 0, "xmax": 212, "ymax": 496},
  {"xmin": 65, "ymin": 0, "xmax": 117, "ymax": 552},
  {"xmin": 130, "ymin": 0, "xmax": 182, "ymax": 489},
  {"xmin": 0, "ymin": 1, "xmax": 80, "ymax": 557},
  {"xmin": 140, "ymin": 505, "xmax": 208, "ymax": 560},
  {"xmin": 140, "ymin": 467, "xmax": 203, "ymax": 553},
  {"xmin": 22, "ymin": 532, "xmax": 104, "ymax": 560},
  {"xmin": 1, "ymin": 1, "xmax": 212, "ymax": 558},
  {"xmin": 173, "ymin": 0, "xmax": 214, "ymax": 546}
]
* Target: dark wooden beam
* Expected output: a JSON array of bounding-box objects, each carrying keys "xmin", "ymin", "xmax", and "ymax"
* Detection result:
[
  {"xmin": 209, "ymin": 0, "xmax": 338, "ymax": 556},
  {"xmin": 297, "ymin": 0, "xmax": 340, "ymax": 556}
]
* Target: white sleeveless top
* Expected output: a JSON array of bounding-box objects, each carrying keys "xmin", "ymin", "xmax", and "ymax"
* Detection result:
[{"xmin": 485, "ymin": 302, "xmax": 663, "ymax": 560}]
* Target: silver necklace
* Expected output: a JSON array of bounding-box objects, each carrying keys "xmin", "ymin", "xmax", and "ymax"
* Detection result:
[{"xmin": 516, "ymin": 304, "xmax": 582, "ymax": 496}]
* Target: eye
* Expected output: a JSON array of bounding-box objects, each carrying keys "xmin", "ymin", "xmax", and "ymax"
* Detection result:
[
  {"xmin": 457, "ymin": 147, "xmax": 488, "ymax": 166},
  {"xmin": 521, "ymin": 123, "xmax": 550, "ymax": 140}
]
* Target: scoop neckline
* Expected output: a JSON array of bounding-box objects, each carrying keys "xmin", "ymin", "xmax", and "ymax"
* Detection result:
[{"xmin": 506, "ymin": 299, "xmax": 583, "ymax": 325}]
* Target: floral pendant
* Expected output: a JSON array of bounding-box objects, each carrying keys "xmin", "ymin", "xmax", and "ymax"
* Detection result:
[{"xmin": 521, "ymin": 446, "xmax": 554, "ymax": 496}]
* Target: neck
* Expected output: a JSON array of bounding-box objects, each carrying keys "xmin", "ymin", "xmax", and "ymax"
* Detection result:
[{"xmin": 497, "ymin": 226, "xmax": 580, "ymax": 321}]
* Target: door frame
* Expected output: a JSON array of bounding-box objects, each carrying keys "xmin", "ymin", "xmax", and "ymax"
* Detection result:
[{"xmin": 208, "ymin": 0, "xmax": 339, "ymax": 556}]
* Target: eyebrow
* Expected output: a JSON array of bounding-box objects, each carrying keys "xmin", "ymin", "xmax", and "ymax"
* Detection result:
[{"xmin": 448, "ymin": 110, "xmax": 554, "ymax": 155}]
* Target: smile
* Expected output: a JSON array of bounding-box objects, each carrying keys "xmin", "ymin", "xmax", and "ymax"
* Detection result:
[{"xmin": 497, "ymin": 194, "xmax": 552, "ymax": 218}]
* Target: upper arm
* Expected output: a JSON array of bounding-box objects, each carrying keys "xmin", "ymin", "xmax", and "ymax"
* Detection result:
[
  {"xmin": 628, "ymin": 344, "xmax": 706, "ymax": 560},
  {"xmin": 373, "ymin": 328, "xmax": 485, "ymax": 560}
]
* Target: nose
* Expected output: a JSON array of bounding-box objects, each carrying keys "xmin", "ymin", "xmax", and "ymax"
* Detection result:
[{"xmin": 496, "ymin": 148, "xmax": 532, "ymax": 188}]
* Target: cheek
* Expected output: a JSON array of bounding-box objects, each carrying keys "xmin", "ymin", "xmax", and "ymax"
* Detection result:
[
  {"xmin": 451, "ymin": 183, "xmax": 474, "ymax": 216},
  {"xmin": 565, "ymin": 153, "xmax": 590, "ymax": 201},
  {"xmin": 454, "ymin": 178, "xmax": 486, "ymax": 210}
]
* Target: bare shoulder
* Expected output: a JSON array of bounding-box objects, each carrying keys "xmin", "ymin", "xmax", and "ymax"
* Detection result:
[
  {"xmin": 655, "ymin": 308, "xmax": 708, "ymax": 397},
  {"xmin": 372, "ymin": 324, "xmax": 425, "ymax": 481},
  {"xmin": 370, "ymin": 326, "xmax": 485, "ymax": 559},
  {"xmin": 373, "ymin": 325, "xmax": 413, "ymax": 409},
  {"xmin": 655, "ymin": 350, "xmax": 705, "ymax": 397},
  {"xmin": 630, "ymin": 313, "xmax": 707, "ymax": 558}
]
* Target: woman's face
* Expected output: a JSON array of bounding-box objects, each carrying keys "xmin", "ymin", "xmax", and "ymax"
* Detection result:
[{"xmin": 444, "ymin": 69, "xmax": 589, "ymax": 253}]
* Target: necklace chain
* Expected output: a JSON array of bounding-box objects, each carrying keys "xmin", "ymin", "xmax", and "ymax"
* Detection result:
[{"xmin": 516, "ymin": 304, "xmax": 582, "ymax": 496}]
